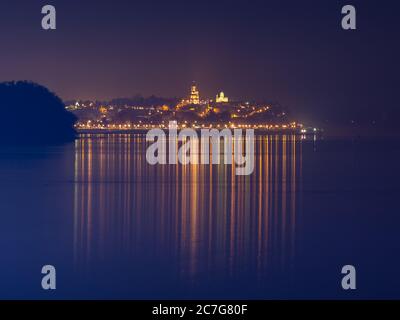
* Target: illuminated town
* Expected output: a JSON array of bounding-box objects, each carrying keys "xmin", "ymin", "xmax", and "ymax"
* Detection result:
[{"xmin": 68, "ymin": 82, "xmax": 317, "ymax": 134}]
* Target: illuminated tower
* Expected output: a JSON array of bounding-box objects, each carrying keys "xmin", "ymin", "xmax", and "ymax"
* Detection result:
[
  {"xmin": 216, "ymin": 91, "xmax": 229, "ymax": 103},
  {"xmin": 189, "ymin": 82, "xmax": 200, "ymax": 105}
]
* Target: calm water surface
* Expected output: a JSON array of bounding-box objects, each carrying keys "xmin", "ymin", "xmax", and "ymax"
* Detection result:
[{"xmin": 1, "ymin": 134, "xmax": 400, "ymax": 299}]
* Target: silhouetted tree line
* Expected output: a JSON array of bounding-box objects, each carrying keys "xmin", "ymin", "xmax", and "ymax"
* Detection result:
[{"xmin": 0, "ymin": 81, "xmax": 77, "ymax": 144}]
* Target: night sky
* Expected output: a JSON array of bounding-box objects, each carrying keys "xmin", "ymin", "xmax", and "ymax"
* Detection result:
[{"xmin": 0, "ymin": 0, "xmax": 399, "ymax": 124}]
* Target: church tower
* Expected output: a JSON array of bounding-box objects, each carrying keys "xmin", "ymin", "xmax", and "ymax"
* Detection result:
[{"xmin": 189, "ymin": 82, "xmax": 200, "ymax": 105}]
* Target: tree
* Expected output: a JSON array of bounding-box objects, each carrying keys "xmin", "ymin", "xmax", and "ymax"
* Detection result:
[{"xmin": 0, "ymin": 81, "xmax": 77, "ymax": 144}]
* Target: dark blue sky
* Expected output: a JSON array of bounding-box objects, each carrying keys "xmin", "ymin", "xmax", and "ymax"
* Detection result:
[{"xmin": 0, "ymin": 0, "xmax": 399, "ymax": 123}]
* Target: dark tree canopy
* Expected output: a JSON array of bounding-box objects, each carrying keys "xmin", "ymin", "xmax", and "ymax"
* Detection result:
[{"xmin": 0, "ymin": 81, "xmax": 77, "ymax": 144}]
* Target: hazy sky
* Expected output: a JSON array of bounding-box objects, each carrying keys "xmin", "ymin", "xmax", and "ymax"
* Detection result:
[{"xmin": 0, "ymin": 0, "xmax": 399, "ymax": 123}]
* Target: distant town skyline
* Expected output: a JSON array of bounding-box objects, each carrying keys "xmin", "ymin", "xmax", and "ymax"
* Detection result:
[{"xmin": 66, "ymin": 82, "xmax": 230, "ymax": 104}]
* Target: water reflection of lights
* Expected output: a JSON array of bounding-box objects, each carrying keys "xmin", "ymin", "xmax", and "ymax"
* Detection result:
[{"xmin": 73, "ymin": 134, "xmax": 303, "ymax": 280}]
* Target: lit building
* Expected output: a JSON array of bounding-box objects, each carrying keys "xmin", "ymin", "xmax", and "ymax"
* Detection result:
[
  {"xmin": 216, "ymin": 91, "xmax": 229, "ymax": 103},
  {"xmin": 99, "ymin": 106, "xmax": 108, "ymax": 114},
  {"xmin": 189, "ymin": 82, "xmax": 200, "ymax": 104}
]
